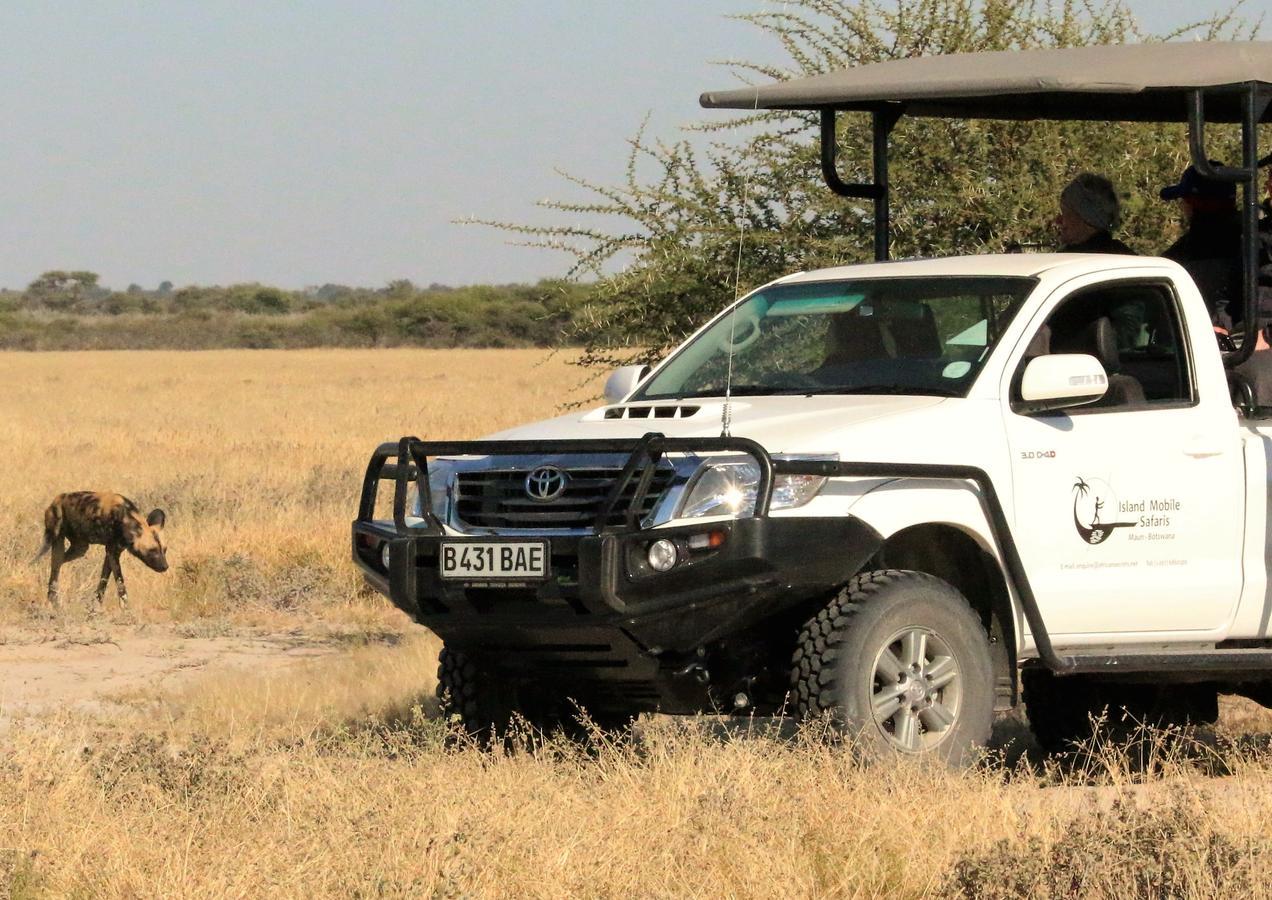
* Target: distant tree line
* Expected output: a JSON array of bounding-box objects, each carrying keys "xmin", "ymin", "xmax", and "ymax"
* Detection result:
[{"xmin": 0, "ymin": 272, "xmax": 587, "ymax": 350}]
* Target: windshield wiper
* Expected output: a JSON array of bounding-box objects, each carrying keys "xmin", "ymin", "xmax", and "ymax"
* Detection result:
[
  {"xmin": 820, "ymin": 385, "xmax": 959, "ymax": 397},
  {"xmin": 637, "ymin": 386, "xmax": 784, "ymax": 400},
  {"xmin": 642, "ymin": 384, "xmax": 957, "ymax": 401},
  {"xmin": 701, "ymin": 385, "xmax": 810, "ymax": 397}
]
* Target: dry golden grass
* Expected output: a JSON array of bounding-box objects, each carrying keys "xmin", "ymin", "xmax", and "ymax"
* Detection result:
[
  {"xmin": 7, "ymin": 694, "xmax": 1272, "ymax": 898},
  {"xmin": 0, "ymin": 348, "xmax": 597, "ymax": 626},
  {"xmin": 149, "ymin": 629, "xmax": 444, "ymax": 746},
  {"xmin": 5, "ymin": 350, "xmax": 1272, "ymax": 897}
]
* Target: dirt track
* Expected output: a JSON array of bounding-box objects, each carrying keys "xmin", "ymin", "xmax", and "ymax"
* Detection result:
[{"xmin": 0, "ymin": 626, "xmax": 343, "ymax": 722}]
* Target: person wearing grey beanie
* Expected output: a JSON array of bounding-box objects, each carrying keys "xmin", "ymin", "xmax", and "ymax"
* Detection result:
[
  {"xmin": 1056, "ymin": 173, "xmax": 1135, "ymax": 254},
  {"xmin": 1055, "ymin": 173, "xmax": 1141, "ymax": 349}
]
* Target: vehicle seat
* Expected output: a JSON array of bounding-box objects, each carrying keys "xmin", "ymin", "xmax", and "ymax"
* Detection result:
[
  {"xmin": 875, "ymin": 302, "xmax": 946, "ymax": 358},
  {"xmin": 822, "ymin": 314, "xmax": 887, "ymax": 366},
  {"xmin": 888, "ymin": 305, "xmax": 942, "ymax": 359},
  {"xmin": 1056, "ymin": 316, "xmax": 1146, "ymax": 408}
]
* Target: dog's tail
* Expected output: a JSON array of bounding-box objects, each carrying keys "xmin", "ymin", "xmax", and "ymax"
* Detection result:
[{"xmin": 33, "ymin": 500, "xmax": 61, "ymax": 562}]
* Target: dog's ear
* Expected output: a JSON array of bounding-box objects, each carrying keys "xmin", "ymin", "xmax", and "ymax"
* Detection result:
[{"xmin": 146, "ymin": 509, "xmax": 166, "ymax": 529}]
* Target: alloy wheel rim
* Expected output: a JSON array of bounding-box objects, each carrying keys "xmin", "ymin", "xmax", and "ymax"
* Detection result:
[{"xmin": 869, "ymin": 626, "xmax": 962, "ymax": 752}]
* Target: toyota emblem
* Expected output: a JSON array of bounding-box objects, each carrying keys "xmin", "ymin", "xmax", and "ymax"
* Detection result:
[{"xmin": 525, "ymin": 466, "xmax": 569, "ymax": 502}]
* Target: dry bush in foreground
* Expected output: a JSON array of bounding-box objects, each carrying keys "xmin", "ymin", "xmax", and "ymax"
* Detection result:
[
  {"xmin": 2, "ymin": 633, "xmax": 1270, "ymax": 898},
  {"xmin": 951, "ymin": 794, "xmax": 1262, "ymax": 899},
  {"xmin": 6, "ymin": 692, "xmax": 1272, "ymax": 899}
]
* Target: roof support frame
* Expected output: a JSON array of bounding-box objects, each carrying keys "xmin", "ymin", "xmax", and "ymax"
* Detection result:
[
  {"xmin": 1187, "ymin": 84, "xmax": 1271, "ymax": 367},
  {"xmin": 819, "ymin": 104, "xmax": 904, "ymax": 261},
  {"xmin": 818, "ymin": 85, "xmax": 1270, "ymax": 365}
]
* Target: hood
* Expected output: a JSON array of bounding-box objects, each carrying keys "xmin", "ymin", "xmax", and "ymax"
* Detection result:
[{"xmin": 482, "ymin": 394, "xmax": 947, "ymax": 454}]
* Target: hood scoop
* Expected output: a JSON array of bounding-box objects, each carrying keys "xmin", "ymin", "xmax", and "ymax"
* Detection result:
[{"xmin": 602, "ymin": 404, "xmax": 701, "ymax": 420}]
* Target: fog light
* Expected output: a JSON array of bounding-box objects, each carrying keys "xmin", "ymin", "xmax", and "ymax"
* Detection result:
[
  {"xmin": 647, "ymin": 539, "xmax": 678, "ymax": 572},
  {"xmin": 381, "ymin": 543, "xmax": 392, "ymax": 570},
  {"xmin": 688, "ymin": 529, "xmax": 727, "ymax": 551}
]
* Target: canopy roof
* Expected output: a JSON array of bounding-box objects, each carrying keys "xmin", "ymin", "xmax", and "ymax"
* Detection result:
[{"xmin": 700, "ymin": 41, "xmax": 1272, "ymax": 122}]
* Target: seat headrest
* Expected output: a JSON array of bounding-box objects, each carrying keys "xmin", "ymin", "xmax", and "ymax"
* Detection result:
[
  {"xmin": 1084, "ymin": 317, "xmax": 1121, "ymax": 371},
  {"xmin": 888, "ymin": 304, "xmax": 941, "ymax": 359},
  {"xmin": 825, "ymin": 314, "xmax": 886, "ymax": 363}
]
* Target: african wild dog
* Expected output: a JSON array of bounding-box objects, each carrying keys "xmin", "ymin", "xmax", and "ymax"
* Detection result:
[{"xmin": 35, "ymin": 492, "xmax": 168, "ymax": 608}]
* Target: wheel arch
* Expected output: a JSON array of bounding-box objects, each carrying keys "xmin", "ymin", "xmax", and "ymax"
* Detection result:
[{"xmin": 870, "ymin": 523, "xmax": 1018, "ymax": 709}]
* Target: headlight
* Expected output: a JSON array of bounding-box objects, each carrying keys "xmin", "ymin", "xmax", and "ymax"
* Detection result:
[
  {"xmin": 407, "ymin": 459, "xmax": 454, "ymax": 523},
  {"xmin": 678, "ymin": 457, "xmax": 828, "ymax": 519}
]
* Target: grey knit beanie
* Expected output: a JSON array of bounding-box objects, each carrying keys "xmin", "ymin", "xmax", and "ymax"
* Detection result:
[{"xmin": 1061, "ymin": 173, "xmax": 1121, "ymax": 232}]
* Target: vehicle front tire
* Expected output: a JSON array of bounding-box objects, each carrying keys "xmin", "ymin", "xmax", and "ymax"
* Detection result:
[
  {"xmin": 790, "ymin": 569, "xmax": 995, "ymax": 767},
  {"xmin": 437, "ymin": 646, "xmax": 634, "ymax": 744},
  {"xmin": 437, "ymin": 646, "xmax": 517, "ymax": 741}
]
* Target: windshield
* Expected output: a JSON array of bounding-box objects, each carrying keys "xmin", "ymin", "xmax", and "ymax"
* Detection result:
[{"xmin": 633, "ymin": 276, "xmax": 1035, "ymax": 400}]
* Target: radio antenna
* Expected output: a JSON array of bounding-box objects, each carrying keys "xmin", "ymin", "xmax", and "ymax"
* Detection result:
[
  {"xmin": 720, "ymin": 17, "xmax": 776, "ymax": 438},
  {"xmin": 720, "ymin": 161, "xmax": 751, "ymax": 439}
]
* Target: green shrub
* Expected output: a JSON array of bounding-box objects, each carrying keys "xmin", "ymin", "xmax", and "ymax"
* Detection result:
[{"xmin": 0, "ymin": 280, "xmax": 589, "ymax": 350}]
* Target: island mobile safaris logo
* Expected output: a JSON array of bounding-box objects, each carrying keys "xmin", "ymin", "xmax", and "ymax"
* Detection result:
[{"xmin": 1071, "ymin": 477, "xmax": 1138, "ymax": 545}]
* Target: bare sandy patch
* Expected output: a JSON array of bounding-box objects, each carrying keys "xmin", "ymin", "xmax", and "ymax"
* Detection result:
[{"xmin": 0, "ymin": 624, "xmax": 421, "ymax": 729}]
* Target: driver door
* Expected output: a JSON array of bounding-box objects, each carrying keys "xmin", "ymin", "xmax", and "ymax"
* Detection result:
[{"xmin": 1002, "ymin": 278, "xmax": 1243, "ymax": 639}]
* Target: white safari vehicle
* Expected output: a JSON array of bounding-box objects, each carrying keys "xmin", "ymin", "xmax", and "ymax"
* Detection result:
[{"xmin": 354, "ymin": 42, "xmax": 1272, "ymax": 762}]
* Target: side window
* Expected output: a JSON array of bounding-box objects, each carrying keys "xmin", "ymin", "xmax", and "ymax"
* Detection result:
[{"xmin": 1017, "ymin": 282, "xmax": 1194, "ymax": 412}]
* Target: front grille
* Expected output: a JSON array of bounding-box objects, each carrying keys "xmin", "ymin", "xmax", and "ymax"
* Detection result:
[{"xmin": 455, "ymin": 466, "xmax": 675, "ymax": 530}]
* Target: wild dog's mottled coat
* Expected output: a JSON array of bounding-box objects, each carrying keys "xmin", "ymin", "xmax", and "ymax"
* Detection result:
[{"xmin": 37, "ymin": 492, "xmax": 168, "ymax": 608}]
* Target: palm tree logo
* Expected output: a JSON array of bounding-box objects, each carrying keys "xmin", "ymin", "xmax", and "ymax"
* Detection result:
[{"xmin": 1072, "ymin": 476, "xmax": 1135, "ymax": 545}]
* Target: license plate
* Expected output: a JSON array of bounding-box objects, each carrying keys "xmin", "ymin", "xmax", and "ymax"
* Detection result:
[{"xmin": 440, "ymin": 541, "xmax": 550, "ymax": 580}]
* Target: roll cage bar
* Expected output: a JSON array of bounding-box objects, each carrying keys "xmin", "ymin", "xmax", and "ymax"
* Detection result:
[
  {"xmin": 821, "ymin": 86, "xmax": 1270, "ymax": 363},
  {"xmin": 706, "ymin": 42, "xmax": 1272, "ymax": 366}
]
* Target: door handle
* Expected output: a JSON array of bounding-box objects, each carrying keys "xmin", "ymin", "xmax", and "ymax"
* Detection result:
[{"xmin": 1182, "ymin": 439, "xmax": 1225, "ymax": 458}]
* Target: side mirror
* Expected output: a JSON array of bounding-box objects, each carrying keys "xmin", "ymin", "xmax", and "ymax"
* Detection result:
[
  {"xmin": 604, "ymin": 365, "xmax": 651, "ymax": 404},
  {"xmin": 1017, "ymin": 354, "xmax": 1108, "ymax": 414}
]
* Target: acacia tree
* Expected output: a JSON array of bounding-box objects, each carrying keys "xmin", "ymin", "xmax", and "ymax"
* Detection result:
[
  {"xmin": 490, "ymin": 0, "xmax": 1252, "ymax": 368},
  {"xmin": 25, "ymin": 270, "xmax": 102, "ymax": 312}
]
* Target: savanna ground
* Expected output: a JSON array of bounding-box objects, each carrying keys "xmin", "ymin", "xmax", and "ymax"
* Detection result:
[{"xmin": 4, "ymin": 350, "xmax": 1272, "ymax": 897}]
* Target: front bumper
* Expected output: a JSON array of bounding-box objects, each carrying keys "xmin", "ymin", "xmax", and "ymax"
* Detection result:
[
  {"xmin": 351, "ymin": 433, "xmax": 881, "ymax": 712},
  {"xmin": 353, "ymin": 515, "xmax": 880, "ymax": 711},
  {"xmin": 356, "ymin": 515, "xmax": 878, "ymax": 644}
]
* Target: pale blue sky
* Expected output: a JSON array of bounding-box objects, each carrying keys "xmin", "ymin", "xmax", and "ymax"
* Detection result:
[{"xmin": 0, "ymin": 0, "xmax": 1260, "ymax": 290}]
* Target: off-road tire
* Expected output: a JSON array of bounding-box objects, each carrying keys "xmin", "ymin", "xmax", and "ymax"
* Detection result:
[
  {"xmin": 790, "ymin": 569, "xmax": 995, "ymax": 766},
  {"xmin": 1022, "ymin": 670, "xmax": 1218, "ymax": 754},
  {"xmin": 437, "ymin": 646, "xmax": 634, "ymax": 743},
  {"xmin": 436, "ymin": 646, "xmax": 518, "ymax": 741}
]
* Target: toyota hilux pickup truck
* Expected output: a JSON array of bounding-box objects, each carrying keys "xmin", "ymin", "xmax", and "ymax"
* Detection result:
[{"xmin": 352, "ymin": 41, "xmax": 1272, "ymax": 763}]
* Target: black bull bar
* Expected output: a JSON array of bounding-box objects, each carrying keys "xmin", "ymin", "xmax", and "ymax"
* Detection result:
[
  {"xmin": 358, "ymin": 433, "xmax": 773, "ymax": 536},
  {"xmin": 354, "ymin": 431, "xmax": 1072, "ymax": 673}
]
